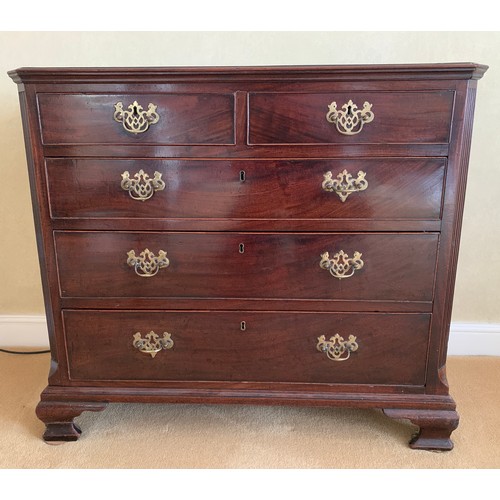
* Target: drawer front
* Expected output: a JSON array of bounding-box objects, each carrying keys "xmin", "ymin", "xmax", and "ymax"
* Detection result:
[
  {"xmin": 37, "ymin": 93, "xmax": 235, "ymax": 145},
  {"xmin": 46, "ymin": 158, "xmax": 445, "ymax": 220},
  {"xmin": 54, "ymin": 232, "xmax": 438, "ymax": 301},
  {"xmin": 63, "ymin": 310, "xmax": 430, "ymax": 385},
  {"xmin": 248, "ymin": 91, "xmax": 454, "ymax": 144}
]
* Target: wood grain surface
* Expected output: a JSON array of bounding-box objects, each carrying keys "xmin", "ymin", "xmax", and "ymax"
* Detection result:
[
  {"xmin": 54, "ymin": 231, "xmax": 439, "ymax": 301},
  {"xmin": 248, "ymin": 91, "xmax": 454, "ymax": 144},
  {"xmin": 38, "ymin": 93, "xmax": 235, "ymax": 145},
  {"xmin": 63, "ymin": 310, "xmax": 431, "ymax": 385},
  {"xmin": 45, "ymin": 158, "xmax": 445, "ymax": 221}
]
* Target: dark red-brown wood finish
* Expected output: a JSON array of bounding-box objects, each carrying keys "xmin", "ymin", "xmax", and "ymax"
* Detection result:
[
  {"xmin": 62, "ymin": 310, "xmax": 431, "ymax": 385},
  {"xmin": 54, "ymin": 231, "xmax": 439, "ymax": 301},
  {"xmin": 45, "ymin": 158, "xmax": 445, "ymax": 221},
  {"xmin": 9, "ymin": 63, "xmax": 487, "ymax": 450}
]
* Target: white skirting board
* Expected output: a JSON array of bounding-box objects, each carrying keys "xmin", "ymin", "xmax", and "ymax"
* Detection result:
[{"xmin": 0, "ymin": 315, "xmax": 499, "ymax": 356}]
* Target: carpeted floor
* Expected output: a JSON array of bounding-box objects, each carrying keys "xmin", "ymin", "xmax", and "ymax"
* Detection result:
[{"xmin": 0, "ymin": 353, "xmax": 499, "ymax": 468}]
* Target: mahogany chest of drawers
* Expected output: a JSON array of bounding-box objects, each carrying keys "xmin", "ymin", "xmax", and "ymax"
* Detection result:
[{"xmin": 9, "ymin": 63, "xmax": 487, "ymax": 450}]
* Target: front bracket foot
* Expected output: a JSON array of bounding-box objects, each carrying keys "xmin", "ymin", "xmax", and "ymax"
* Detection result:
[
  {"xmin": 36, "ymin": 400, "xmax": 108, "ymax": 442},
  {"xmin": 383, "ymin": 408, "xmax": 459, "ymax": 451}
]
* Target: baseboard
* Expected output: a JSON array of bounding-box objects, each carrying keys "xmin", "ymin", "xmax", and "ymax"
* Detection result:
[
  {"xmin": 0, "ymin": 315, "xmax": 49, "ymax": 348},
  {"xmin": 0, "ymin": 315, "xmax": 499, "ymax": 355},
  {"xmin": 447, "ymin": 323, "xmax": 500, "ymax": 355}
]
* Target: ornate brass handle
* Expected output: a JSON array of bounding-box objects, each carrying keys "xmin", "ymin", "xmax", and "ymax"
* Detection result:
[
  {"xmin": 322, "ymin": 170, "xmax": 368, "ymax": 202},
  {"xmin": 320, "ymin": 250, "xmax": 364, "ymax": 279},
  {"xmin": 326, "ymin": 99, "xmax": 374, "ymax": 135},
  {"xmin": 113, "ymin": 100, "xmax": 160, "ymax": 135},
  {"xmin": 127, "ymin": 248, "xmax": 169, "ymax": 277},
  {"xmin": 133, "ymin": 331, "xmax": 174, "ymax": 358},
  {"xmin": 121, "ymin": 170, "xmax": 165, "ymax": 201},
  {"xmin": 317, "ymin": 334, "xmax": 358, "ymax": 361}
]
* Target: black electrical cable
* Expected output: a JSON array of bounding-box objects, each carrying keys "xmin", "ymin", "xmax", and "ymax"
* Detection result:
[{"xmin": 0, "ymin": 348, "xmax": 50, "ymax": 354}]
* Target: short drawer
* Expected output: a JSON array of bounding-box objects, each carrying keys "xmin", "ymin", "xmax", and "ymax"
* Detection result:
[
  {"xmin": 46, "ymin": 158, "xmax": 445, "ymax": 220},
  {"xmin": 63, "ymin": 310, "xmax": 430, "ymax": 385},
  {"xmin": 37, "ymin": 93, "xmax": 235, "ymax": 145},
  {"xmin": 248, "ymin": 91, "xmax": 454, "ymax": 144},
  {"xmin": 54, "ymin": 231, "xmax": 439, "ymax": 301}
]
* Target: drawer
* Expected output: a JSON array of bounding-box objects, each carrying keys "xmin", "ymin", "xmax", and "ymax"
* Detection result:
[
  {"xmin": 63, "ymin": 310, "xmax": 430, "ymax": 385},
  {"xmin": 37, "ymin": 93, "xmax": 235, "ymax": 145},
  {"xmin": 248, "ymin": 91, "xmax": 454, "ymax": 144},
  {"xmin": 46, "ymin": 158, "xmax": 445, "ymax": 220},
  {"xmin": 54, "ymin": 231, "xmax": 438, "ymax": 301}
]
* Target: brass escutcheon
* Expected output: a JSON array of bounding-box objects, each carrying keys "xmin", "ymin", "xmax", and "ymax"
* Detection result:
[
  {"xmin": 133, "ymin": 331, "xmax": 174, "ymax": 358},
  {"xmin": 127, "ymin": 248, "xmax": 169, "ymax": 278},
  {"xmin": 317, "ymin": 333, "xmax": 359, "ymax": 361},
  {"xmin": 326, "ymin": 99, "xmax": 374, "ymax": 135},
  {"xmin": 121, "ymin": 170, "xmax": 165, "ymax": 201},
  {"xmin": 322, "ymin": 169, "xmax": 368, "ymax": 202},
  {"xmin": 320, "ymin": 250, "xmax": 364, "ymax": 279},
  {"xmin": 113, "ymin": 100, "xmax": 160, "ymax": 134}
]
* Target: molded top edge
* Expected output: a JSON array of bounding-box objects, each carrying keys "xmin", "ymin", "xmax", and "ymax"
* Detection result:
[{"xmin": 8, "ymin": 63, "xmax": 488, "ymax": 84}]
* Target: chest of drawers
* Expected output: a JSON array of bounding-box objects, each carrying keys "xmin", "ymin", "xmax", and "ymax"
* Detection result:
[{"xmin": 9, "ymin": 63, "xmax": 487, "ymax": 450}]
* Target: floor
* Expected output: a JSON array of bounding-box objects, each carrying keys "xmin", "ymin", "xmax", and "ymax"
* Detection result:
[{"xmin": 1, "ymin": 354, "xmax": 499, "ymax": 468}]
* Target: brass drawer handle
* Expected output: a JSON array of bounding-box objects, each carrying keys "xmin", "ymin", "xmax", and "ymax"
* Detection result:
[
  {"xmin": 121, "ymin": 170, "xmax": 165, "ymax": 201},
  {"xmin": 322, "ymin": 169, "xmax": 368, "ymax": 202},
  {"xmin": 317, "ymin": 334, "xmax": 358, "ymax": 362},
  {"xmin": 326, "ymin": 99, "xmax": 374, "ymax": 135},
  {"xmin": 133, "ymin": 331, "xmax": 174, "ymax": 358},
  {"xmin": 113, "ymin": 100, "xmax": 160, "ymax": 134},
  {"xmin": 320, "ymin": 250, "xmax": 364, "ymax": 279},
  {"xmin": 127, "ymin": 248, "xmax": 169, "ymax": 278}
]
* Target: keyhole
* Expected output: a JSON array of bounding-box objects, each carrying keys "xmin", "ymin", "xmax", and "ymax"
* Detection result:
[
  {"xmin": 239, "ymin": 243, "xmax": 245, "ymax": 254},
  {"xmin": 346, "ymin": 105, "xmax": 352, "ymax": 115},
  {"xmin": 132, "ymin": 105, "xmax": 138, "ymax": 116},
  {"xmin": 240, "ymin": 321, "xmax": 246, "ymax": 331},
  {"xmin": 239, "ymin": 170, "xmax": 246, "ymax": 182}
]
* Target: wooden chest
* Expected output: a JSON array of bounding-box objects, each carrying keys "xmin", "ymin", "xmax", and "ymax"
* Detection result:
[{"xmin": 9, "ymin": 64, "xmax": 487, "ymax": 450}]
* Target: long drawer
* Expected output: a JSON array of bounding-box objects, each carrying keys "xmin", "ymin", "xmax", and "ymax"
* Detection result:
[
  {"xmin": 63, "ymin": 310, "xmax": 431, "ymax": 385},
  {"xmin": 248, "ymin": 91, "xmax": 454, "ymax": 144},
  {"xmin": 54, "ymin": 231, "xmax": 439, "ymax": 301},
  {"xmin": 46, "ymin": 158, "xmax": 445, "ymax": 220},
  {"xmin": 37, "ymin": 93, "xmax": 235, "ymax": 145}
]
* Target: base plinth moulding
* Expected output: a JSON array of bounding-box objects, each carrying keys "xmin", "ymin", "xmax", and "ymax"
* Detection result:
[{"xmin": 35, "ymin": 385, "xmax": 458, "ymax": 450}]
